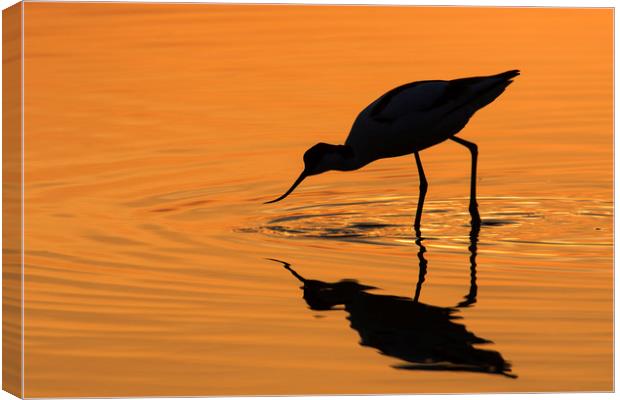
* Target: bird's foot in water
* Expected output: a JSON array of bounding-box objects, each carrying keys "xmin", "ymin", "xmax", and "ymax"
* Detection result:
[
  {"xmin": 469, "ymin": 206, "xmax": 481, "ymax": 228},
  {"xmin": 413, "ymin": 223, "xmax": 423, "ymax": 239}
]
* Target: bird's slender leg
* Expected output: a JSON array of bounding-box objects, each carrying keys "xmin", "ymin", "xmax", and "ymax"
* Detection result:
[
  {"xmin": 450, "ymin": 136, "xmax": 482, "ymax": 228},
  {"xmin": 413, "ymin": 151, "xmax": 428, "ymax": 236}
]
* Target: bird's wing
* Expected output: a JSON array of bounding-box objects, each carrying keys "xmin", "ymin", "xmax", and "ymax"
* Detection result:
[
  {"xmin": 365, "ymin": 70, "xmax": 520, "ymax": 124},
  {"xmin": 365, "ymin": 80, "xmax": 449, "ymax": 123}
]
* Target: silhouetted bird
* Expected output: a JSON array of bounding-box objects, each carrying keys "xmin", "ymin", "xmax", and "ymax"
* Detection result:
[{"xmin": 266, "ymin": 70, "xmax": 520, "ymax": 229}]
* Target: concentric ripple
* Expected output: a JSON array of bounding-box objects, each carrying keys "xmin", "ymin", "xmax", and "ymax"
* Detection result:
[{"xmin": 241, "ymin": 196, "xmax": 612, "ymax": 256}]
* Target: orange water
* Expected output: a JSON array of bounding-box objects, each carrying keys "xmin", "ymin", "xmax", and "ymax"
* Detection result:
[{"xmin": 22, "ymin": 3, "xmax": 612, "ymax": 396}]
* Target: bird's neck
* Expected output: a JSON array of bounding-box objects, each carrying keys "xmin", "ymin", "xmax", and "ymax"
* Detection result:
[
  {"xmin": 328, "ymin": 149, "xmax": 366, "ymax": 172},
  {"xmin": 329, "ymin": 159, "xmax": 357, "ymax": 172}
]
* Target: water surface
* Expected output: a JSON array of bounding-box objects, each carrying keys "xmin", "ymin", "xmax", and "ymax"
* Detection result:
[{"xmin": 22, "ymin": 4, "xmax": 612, "ymax": 396}]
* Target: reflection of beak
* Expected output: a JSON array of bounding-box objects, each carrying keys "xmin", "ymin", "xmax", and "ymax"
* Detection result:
[
  {"xmin": 265, "ymin": 258, "xmax": 307, "ymax": 283},
  {"xmin": 264, "ymin": 171, "xmax": 308, "ymax": 204}
]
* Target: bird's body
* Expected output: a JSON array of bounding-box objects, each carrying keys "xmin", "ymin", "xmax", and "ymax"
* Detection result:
[
  {"xmin": 345, "ymin": 70, "xmax": 519, "ymax": 168},
  {"xmin": 265, "ymin": 69, "xmax": 520, "ymax": 228}
]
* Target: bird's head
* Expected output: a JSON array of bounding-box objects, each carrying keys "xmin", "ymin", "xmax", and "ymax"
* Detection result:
[{"xmin": 264, "ymin": 142, "xmax": 354, "ymax": 204}]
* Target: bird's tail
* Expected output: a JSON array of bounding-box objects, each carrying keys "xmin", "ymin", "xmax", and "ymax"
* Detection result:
[
  {"xmin": 492, "ymin": 69, "xmax": 520, "ymax": 81},
  {"xmin": 453, "ymin": 69, "xmax": 520, "ymax": 114},
  {"xmin": 467, "ymin": 69, "xmax": 520, "ymax": 96}
]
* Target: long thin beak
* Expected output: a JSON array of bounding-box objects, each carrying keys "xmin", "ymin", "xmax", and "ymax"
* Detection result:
[{"xmin": 264, "ymin": 171, "xmax": 308, "ymax": 204}]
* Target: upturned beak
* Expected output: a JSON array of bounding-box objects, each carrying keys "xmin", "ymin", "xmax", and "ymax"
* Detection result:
[{"xmin": 264, "ymin": 171, "xmax": 308, "ymax": 204}]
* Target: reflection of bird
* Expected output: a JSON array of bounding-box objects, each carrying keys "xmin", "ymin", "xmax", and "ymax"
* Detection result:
[
  {"xmin": 267, "ymin": 225, "xmax": 517, "ymax": 378},
  {"xmin": 265, "ymin": 70, "xmax": 520, "ymax": 228}
]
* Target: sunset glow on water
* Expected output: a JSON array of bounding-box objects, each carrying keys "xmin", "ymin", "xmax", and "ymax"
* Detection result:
[{"xmin": 18, "ymin": 3, "xmax": 612, "ymax": 396}]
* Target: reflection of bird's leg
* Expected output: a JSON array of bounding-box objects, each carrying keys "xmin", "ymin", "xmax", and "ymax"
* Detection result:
[
  {"xmin": 413, "ymin": 234, "xmax": 428, "ymax": 303},
  {"xmin": 413, "ymin": 151, "xmax": 428, "ymax": 235},
  {"xmin": 450, "ymin": 136, "xmax": 482, "ymax": 228},
  {"xmin": 457, "ymin": 223, "xmax": 480, "ymax": 308}
]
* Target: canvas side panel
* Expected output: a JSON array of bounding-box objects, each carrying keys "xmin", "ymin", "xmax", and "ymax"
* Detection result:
[{"xmin": 3, "ymin": 2, "xmax": 23, "ymax": 398}]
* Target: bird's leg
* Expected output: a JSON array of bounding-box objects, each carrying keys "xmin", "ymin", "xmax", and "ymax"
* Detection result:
[
  {"xmin": 450, "ymin": 136, "xmax": 482, "ymax": 228},
  {"xmin": 413, "ymin": 151, "xmax": 428, "ymax": 236},
  {"xmin": 412, "ymin": 152, "xmax": 428, "ymax": 302}
]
